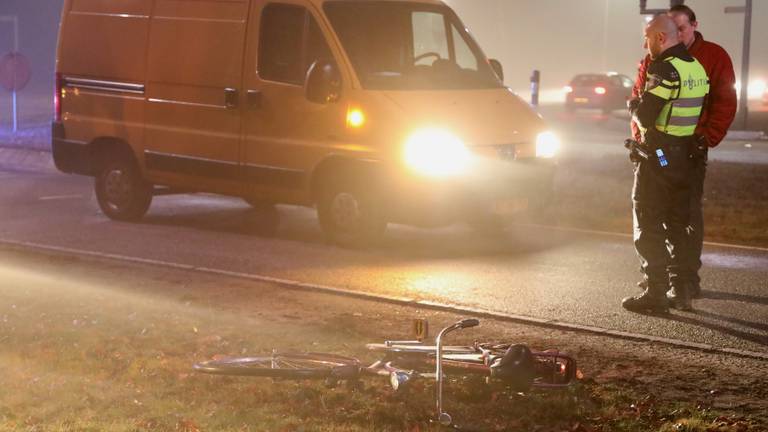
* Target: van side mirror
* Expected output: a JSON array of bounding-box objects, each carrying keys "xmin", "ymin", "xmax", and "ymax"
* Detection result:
[
  {"xmin": 305, "ymin": 60, "xmax": 341, "ymax": 104},
  {"xmin": 489, "ymin": 59, "xmax": 504, "ymax": 83}
]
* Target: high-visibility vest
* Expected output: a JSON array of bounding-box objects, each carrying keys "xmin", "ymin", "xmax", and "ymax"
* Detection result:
[{"xmin": 645, "ymin": 56, "xmax": 710, "ymax": 137}]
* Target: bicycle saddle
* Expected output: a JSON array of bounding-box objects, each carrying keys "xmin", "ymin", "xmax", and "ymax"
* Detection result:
[{"xmin": 489, "ymin": 344, "xmax": 536, "ymax": 391}]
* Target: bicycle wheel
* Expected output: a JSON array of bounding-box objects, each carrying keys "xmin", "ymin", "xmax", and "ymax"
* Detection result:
[{"xmin": 193, "ymin": 352, "xmax": 361, "ymax": 379}]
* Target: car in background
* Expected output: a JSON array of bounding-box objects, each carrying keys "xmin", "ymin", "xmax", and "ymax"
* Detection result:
[{"xmin": 564, "ymin": 73, "xmax": 633, "ymax": 114}]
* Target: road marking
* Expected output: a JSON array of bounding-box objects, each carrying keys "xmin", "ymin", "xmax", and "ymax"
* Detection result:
[
  {"xmin": 1, "ymin": 237, "xmax": 766, "ymax": 362},
  {"xmin": 515, "ymin": 223, "xmax": 768, "ymax": 253},
  {"xmin": 38, "ymin": 194, "xmax": 84, "ymax": 201}
]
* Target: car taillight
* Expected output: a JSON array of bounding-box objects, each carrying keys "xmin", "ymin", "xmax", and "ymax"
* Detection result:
[
  {"xmin": 54, "ymin": 73, "xmax": 63, "ymax": 122},
  {"xmin": 594, "ymin": 86, "xmax": 606, "ymax": 95}
]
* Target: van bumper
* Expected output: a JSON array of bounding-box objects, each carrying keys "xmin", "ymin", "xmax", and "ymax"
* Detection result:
[
  {"xmin": 52, "ymin": 122, "xmax": 91, "ymax": 175},
  {"xmin": 385, "ymin": 158, "xmax": 556, "ymax": 227}
]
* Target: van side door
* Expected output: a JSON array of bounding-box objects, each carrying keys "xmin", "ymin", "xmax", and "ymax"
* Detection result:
[
  {"xmin": 142, "ymin": 0, "xmax": 249, "ymax": 193},
  {"xmin": 240, "ymin": 1, "xmax": 345, "ymax": 204}
]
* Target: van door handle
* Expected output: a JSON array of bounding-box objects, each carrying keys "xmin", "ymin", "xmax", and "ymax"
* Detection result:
[
  {"xmin": 247, "ymin": 90, "xmax": 262, "ymax": 109},
  {"xmin": 224, "ymin": 88, "xmax": 239, "ymax": 109}
]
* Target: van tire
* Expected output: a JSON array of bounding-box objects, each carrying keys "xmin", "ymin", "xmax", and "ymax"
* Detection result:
[
  {"xmin": 317, "ymin": 177, "xmax": 386, "ymax": 247},
  {"xmin": 94, "ymin": 157, "xmax": 153, "ymax": 221}
]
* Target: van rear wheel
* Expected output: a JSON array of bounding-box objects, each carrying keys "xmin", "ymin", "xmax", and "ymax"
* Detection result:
[
  {"xmin": 317, "ymin": 179, "xmax": 386, "ymax": 247},
  {"xmin": 94, "ymin": 158, "xmax": 153, "ymax": 221}
]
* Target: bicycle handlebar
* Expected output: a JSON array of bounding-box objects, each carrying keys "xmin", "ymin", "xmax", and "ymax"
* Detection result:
[{"xmin": 457, "ymin": 318, "xmax": 479, "ymax": 329}]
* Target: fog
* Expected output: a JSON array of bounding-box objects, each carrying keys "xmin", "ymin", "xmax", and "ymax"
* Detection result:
[
  {"xmin": 0, "ymin": 0, "xmax": 766, "ymax": 128},
  {"xmin": 447, "ymin": 0, "xmax": 768, "ymax": 95}
]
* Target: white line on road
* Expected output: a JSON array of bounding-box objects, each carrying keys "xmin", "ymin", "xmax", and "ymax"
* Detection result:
[
  {"xmin": 1, "ymin": 237, "xmax": 766, "ymax": 361},
  {"xmin": 515, "ymin": 223, "xmax": 768, "ymax": 253},
  {"xmin": 38, "ymin": 194, "xmax": 85, "ymax": 201}
]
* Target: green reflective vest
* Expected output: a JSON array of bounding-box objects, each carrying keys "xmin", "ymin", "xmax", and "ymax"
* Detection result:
[{"xmin": 645, "ymin": 56, "xmax": 710, "ymax": 137}]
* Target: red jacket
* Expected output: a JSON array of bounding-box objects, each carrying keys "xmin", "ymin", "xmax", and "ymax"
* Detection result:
[{"xmin": 631, "ymin": 32, "xmax": 737, "ymax": 147}]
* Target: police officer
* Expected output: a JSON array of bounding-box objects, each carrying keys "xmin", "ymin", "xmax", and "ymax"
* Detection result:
[{"xmin": 622, "ymin": 15, "xmax": 709, "ymax": 314}]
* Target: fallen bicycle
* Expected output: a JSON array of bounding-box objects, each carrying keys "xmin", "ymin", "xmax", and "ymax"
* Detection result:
[{"xmin": 194, "ymin": 319, "xmax": 578, "ymax": 427}]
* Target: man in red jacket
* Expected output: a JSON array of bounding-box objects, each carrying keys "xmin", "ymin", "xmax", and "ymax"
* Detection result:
[{"xmin": 630, "ymin": 5, "xmax": 737, "ymax": 305}]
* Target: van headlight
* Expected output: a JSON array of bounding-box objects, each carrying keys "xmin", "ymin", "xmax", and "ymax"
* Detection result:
[
  {"xmin": 404, "ymin": 128, "xmax": 471, "ymax": 177},
  {"xmin": 536, "ymin": 131, "xmax": 561, "ymax": 158}
]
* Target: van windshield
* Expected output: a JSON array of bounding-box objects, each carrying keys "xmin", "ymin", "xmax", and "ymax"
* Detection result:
[{"xmin": 323, "ymin": 1, "xmax": 502, "ymax": 91}]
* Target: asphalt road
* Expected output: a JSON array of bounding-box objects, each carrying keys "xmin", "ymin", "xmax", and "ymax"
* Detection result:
[{"xmin": 0, "ymin": 164, "xmax": 766, "ymax": 355}]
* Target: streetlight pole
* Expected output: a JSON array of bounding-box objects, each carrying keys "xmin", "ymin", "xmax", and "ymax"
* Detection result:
[
  {"xmin": 739, "ymin": 0, "xmax": 752, "ymax": 130},
  {"xmin": 725, "ymin": 1, "xmax": 752, "ymax": 130}
]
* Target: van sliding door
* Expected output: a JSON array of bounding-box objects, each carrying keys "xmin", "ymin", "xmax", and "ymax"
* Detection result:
[{"xmin": 143, "ymin": 0, "xmax": 248, "ymax": 192}]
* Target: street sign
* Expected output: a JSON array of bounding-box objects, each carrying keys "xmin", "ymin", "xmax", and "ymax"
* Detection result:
[{"xmin": 0, "ymin": 51, "xmax": 31, "ymax": 92}]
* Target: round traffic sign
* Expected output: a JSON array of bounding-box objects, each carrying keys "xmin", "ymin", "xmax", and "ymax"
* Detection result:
[{"xmin": 0, "ymin": 51, "xmax": 32, "ymax": 92}]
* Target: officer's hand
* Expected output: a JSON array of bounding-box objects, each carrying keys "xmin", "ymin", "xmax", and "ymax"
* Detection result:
[
  {"xmin": 627, "ymin": 97, "xmax": 640, "ymax": 114},
  {"xmin": 692, "ymin": 135, "xmax": 709, "ymax": 160}
]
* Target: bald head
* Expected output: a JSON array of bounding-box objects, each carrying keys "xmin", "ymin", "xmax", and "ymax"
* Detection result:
[{"xmin": 644, "ymin": 14, "xmax": 680, "ymax": 59}]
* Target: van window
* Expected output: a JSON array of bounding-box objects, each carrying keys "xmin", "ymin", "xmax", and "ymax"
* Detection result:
[
  {"xmin": 324, "ymin": 1, "xmax": 499, "ymax": 90},
  {"xmin": 412, "ymin": 12, "xmax": 449, "ymax": 66},
  {"xmin": 259, "ymin": 4, "xmax": 334, "ymax": 85},
  {"xmin": 452, "ymin": 25, "xmax": 478, "ymax": 71}
]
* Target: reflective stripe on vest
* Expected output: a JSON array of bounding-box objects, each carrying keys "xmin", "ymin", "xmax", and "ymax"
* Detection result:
[{"xmin": 647, "ymin": 56, "xmax": 710, "ymax": 137}]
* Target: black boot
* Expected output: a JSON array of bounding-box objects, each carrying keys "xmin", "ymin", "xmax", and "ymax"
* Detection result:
[
  {"xmin": 667, "ymin": 283, "xmax": 693, "ymax": 311},
  {"xmin": 622, "ymin": 285, "xmax": 669, "ymax": 314},
  {"xmin": 690, "ymin": 281, "xmax": 701, "ymax": 299}
]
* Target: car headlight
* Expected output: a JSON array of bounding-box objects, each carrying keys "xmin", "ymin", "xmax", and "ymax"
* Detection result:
[
  {"xmin": 404, "ymin": 128, "xmax": 471, "ymax": 177},
  {"xmin": 536, "ymin": 131, "xmax": 561, "ymax": 158}
]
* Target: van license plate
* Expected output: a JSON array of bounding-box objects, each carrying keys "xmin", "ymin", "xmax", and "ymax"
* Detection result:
[{"xmin": 492, "ymin": 198, "xmax": 528, "ymax": 215}]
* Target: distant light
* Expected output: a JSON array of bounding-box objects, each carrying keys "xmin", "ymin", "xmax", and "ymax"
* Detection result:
[
  {"xmin": 734, "ymin": 79, "xmax": 767, "ymax": 99},
  {"xmin": 563, "ymin": 85, "xmax": 573, "ymax": 93},
  {"xmin": 594, "ymin": 86, "xmax": 607, "ymax": 95},
  {"xmin": 749, "ymin": 79, "xmax": 766, "ymax": 96}
]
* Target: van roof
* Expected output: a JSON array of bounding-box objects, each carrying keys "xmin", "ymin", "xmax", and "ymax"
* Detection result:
[{"xmin": 314, "ymin": 0, "xmax": 446, "ymax": 6}]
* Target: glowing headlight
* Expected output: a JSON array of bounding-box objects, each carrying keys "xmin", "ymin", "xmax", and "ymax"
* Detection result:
[
  {"xmin": 536, "ymin": 131, "xmax": 561, "ymax": 158},
  {"xmin": 404, "ymin": 129, "xmax": 471, "ymax": 177}
]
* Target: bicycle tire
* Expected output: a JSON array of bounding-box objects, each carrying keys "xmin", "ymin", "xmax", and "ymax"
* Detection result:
[{"xmin": 193, "ymin": 352, "xmax": 361, "ymax": 378}]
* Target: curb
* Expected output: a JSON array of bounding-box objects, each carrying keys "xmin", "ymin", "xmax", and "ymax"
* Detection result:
[{"xmin": 1, "ymin": 238, "xmax": 767, "ymax": 362}]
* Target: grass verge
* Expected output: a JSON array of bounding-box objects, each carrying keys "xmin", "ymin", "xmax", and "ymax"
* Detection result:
[
  {"xmin": 547, "ymin": 155, "xmax": 768, "ymax": 247},
  {"xmin": 0, "ymin": 246, "xmax": 766, "ymax": 431}
]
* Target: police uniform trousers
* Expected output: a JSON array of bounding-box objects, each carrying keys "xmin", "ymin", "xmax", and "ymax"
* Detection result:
[{"xmin": 632, "ymin": 139, "xmax": 696, "ymax": 287}]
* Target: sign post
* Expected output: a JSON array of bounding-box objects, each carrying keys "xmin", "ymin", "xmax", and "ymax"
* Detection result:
[{"xmin": 0, "ymin": 16, "xmax": 21, "ymax": 133}]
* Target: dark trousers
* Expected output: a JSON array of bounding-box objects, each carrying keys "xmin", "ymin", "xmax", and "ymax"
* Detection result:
[
  {"xmin": 685, "ymin": 154, "xmax": 706, "ymax": 286},
  {"xmin": 632, "ymin": 142, "xmax": 696, "ymax": 287}
]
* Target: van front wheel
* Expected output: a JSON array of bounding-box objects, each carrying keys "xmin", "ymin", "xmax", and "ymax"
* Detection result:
[
  {"xmin": 317, "ymin": 180, "xmax": 386, "ymax": 247},
  {"xmin": 94, "ymin": 158, "xmax": 153, "ymax": 221}
]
